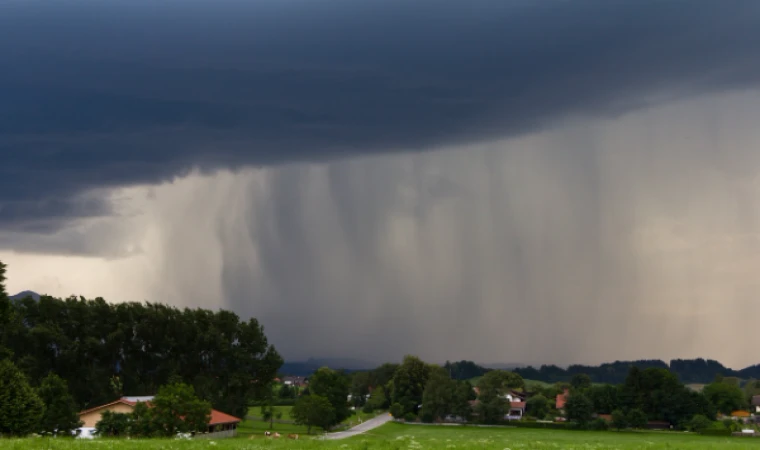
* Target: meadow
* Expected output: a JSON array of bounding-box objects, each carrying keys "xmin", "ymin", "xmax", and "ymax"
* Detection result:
[
  {"xmin": 6, "ymin": 422, "xmax": 760, "ymax": 450},
  {"xmin": 245, "ymin": 405, "xmax": 384, "ymax": 435}
]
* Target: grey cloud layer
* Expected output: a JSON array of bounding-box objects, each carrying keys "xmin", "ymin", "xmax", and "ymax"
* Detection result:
[{"xmin": 2, "ymin": 0, "xmax": 760, "ymax": 231}]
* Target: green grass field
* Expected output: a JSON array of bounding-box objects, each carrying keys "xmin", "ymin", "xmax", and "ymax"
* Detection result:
[
  {"xmin": 5, "ymin": 422, "xmax": 760, "ymax": 449},
  {"xmin": 244, "ymin": 405, "xmax": 384, "ymax": 436}
]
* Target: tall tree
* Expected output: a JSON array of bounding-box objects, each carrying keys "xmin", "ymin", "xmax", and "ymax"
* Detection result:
[
  {"xmin": 291, "ymin": 394, "xmax": 335, "ymax": 434},
  {"xmin": 421, "ymin": 366, "xmax": 455, "ymax": 421},
  {"xmin": 570, "ymin": 373, "xmax": 592, "ymax": 391},
  {"xmin": 703, "ymin": 381, "xmax": 746, "ymax": 415},
  {"xmin": 1, "ymin": 286, "xmax": 282, "ymax": 416},
  {"xmin": 477, "ymin": 370, "xmax": 525, "ymax": 399},
  {"xmin": 37, "ymin": 373, "xmax": 82, "ymax": 436},
  {"xmin": 391, "ymin": 356, "xmax": 433, "ymax": 415},
  {"xmin": 0, "ymin": 359, "xmax": 45, "ymax": 436},
  {"xmin": 526, "ymin": 394, "xmax": 550, "ymax": 419},
  {"xmin": 565, "ymin": 392, "xmax": 594, "ymax": 428},
  {"xmin": 308, "ymin": 367, "xmax": 350, "ymax": 425}
]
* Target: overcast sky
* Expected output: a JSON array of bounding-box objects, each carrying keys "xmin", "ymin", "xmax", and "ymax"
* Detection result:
[{"xmin": 2, "ymin": 0, "xmax": 760, "ymax": 368}]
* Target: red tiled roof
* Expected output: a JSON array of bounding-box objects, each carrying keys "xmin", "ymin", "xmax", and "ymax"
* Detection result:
[
  {"xmin": 79, "ymin": 399, "xmax": 240, "ymax": 426},
  {"xmin": 510, "ymin": 401, "xmax": 526, "ymax": 409},
  {"xmin": 556, "ymin": 389, "xmax": 569, "ymax": 410},
  {"xmin": 209, "ymin": 409, "xmax": 241, "ymax": 425}
]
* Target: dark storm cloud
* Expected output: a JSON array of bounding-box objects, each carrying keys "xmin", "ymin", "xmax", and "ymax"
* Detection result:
[{"xmin": 1, "ymin": 0, "xmax": 760, "ymax": 230}]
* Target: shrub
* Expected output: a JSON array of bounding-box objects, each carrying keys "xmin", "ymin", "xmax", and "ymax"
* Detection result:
[
  {"xmin": 688, "ymin": 414, "xmax": 713, "ymax": 433},
  {"xmin": 403, "ymin": 412, "xmax": 418, "ymax": 422},
  {"xmin": 626, "ymin": 408, "xmax": 648, "ymax": 429},
  {"xmin": 590, "ymin": 418, "xmax": 609, "ymax": 431},
  {"xmin": 362, "ymin": 403, "xmax": 374, "ymax": 414}
]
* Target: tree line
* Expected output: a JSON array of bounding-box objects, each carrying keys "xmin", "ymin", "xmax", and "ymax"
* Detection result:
[
  {"xmin": 339, "ymin": 356, "xmax": 757, "ymax": 432},
  {"xmin": 0, "ymin": 261, "xmax": 282, "ymax": 421},
  {"xmin": 433, "ymin": 359, "xmax": 760, "ymax": 386}
]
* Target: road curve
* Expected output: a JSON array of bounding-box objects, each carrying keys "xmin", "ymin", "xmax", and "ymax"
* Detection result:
[{"xmin": 322, "ymin": 413, "xmax": 394, "ymax": 440}]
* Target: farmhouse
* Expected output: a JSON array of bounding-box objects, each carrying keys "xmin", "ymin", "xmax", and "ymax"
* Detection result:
[{"xmin": 77, "ymin": 396, "xmax": 241, "ymax": 438}]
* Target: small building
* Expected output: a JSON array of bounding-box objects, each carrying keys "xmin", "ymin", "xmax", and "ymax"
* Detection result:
[
  {"xmin": 77, "ymin": 396, "xmax": 241, "ymax": 439},
  {"xmin": 752, "ymin": 395, "xmax": 760, "ymax": 414},
  {"xmin": 506, "ymin": 401, "xmax": 526, "ymax": 420},
  {"xmin": 282, "ymin": 376, "xmax": 307, "ymax": 386}
]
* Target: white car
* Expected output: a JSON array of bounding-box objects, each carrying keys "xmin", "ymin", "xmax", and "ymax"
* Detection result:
[{"xmin": 76, "ymin": 428, "xmax": 97, "ymax": 439}]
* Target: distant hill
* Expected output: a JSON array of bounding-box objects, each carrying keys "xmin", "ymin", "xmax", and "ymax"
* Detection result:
[
  {"xmin": 280, "ymin": 357, "xmax": 377, "ymax": 376},
  {"xmin": 9, "ymin": 291, "xmax": 40, "ymax": 302}
]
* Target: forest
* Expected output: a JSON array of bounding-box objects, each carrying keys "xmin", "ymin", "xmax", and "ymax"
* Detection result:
[{"xmin": 0, "ymin": 261, "xmax": 282, "ymax": 419}]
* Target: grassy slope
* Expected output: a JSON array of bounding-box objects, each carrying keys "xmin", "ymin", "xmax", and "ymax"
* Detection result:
[{"xmin": 7, "ymin": 422, "xmax": 760, "ymax": 449}]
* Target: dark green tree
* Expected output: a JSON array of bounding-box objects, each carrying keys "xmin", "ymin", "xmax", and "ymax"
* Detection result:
[
  {"xmin": 94, "ymin": 411, "xmax": 131, "ymax": 437},
  {"xmin": 366, "ymin": 386, "xmax": 388, "ymax": 411},
  {"xmin": 627, "ymin": 408, "xmax": 648, "ymax": 429},
  {"xmin": 0, "ymin": 359, "xmax": 45, "ymax": 436},
  {"xmin": 477, "ymin": 370, "xmax": 525, "ymax": 396},
  {"xmin": 391, "ymin": 356, "xmax": 433, "ymax": 415},
  {"xmin": 611, "ymin": 409, "xmax": 627, "ymax": 430},
  {"xmin": 451, "ymin": 381, "xmax": 475, "ymax": 421},
  {"xmin": 389, "ymin": 403, "xmax": 404, "ymax": 419},
  {"xmin": 475, "ymin": 396, "xmax": 507, "ymax": 424},
  {"xmin": 129, "ymin": 401, "xmax": 156, "ymax": 437},
  {"xmin": 565, "ymin": 393, "xmax": 594, "ymax": 428},
  {"xmin": 586, "ymin": 384, "xmax": 619, "ymax": 414},
  {"xmin": 421, "ymin": 366, "xmax": 455, "ymax": 421},
  {"xmin": 703, "ymin": 381, "xmax": 746, "ymax": 415},
  {"xmin": 291, "ymin": 394, "xmax": 335, "ymax": 434},
  {"xmin": 150, "ymin": 382, "xmax": 211, "ymax": 436},
  {"xmin": 37, "ymin": 373, "xmax": 82, "ymax": 436},
  {"xmin": 0, "ymin": 268, "xmax": 283, "ymax": 418},
  {"xmin": 688, "ymin": 414, "xmax": 712, "ymax": 432},
  {"xmin": 308, "ymin": 367, "xmax": 350, "ymax": 425},
  {"xmin": 570, "ymin": 373, "xmax": 592, "ymax": 391},
  {"xmin": 526, "ymin": 394, "xmax": 550, "ymax": 419},
  {"xmin": 279, "ymin": 383, "xmax": 296, "ymax": 399}
]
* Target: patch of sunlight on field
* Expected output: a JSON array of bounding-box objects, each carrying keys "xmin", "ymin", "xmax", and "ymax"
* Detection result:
[{"xmin": 6, "ymin": 423, "xmax": 760, "ymax": 449}]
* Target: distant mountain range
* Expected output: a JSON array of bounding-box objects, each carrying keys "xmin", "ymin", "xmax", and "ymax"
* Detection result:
[{"xmin": 9, "ymin": 291, "xmax": 40, "ymax": 302}]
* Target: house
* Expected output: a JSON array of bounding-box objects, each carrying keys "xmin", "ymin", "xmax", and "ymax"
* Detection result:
[
  {"xmin": 729, "ymin": 410, "xmax": 752, "ymax": 423},
  {"xmin": 77, "ymin": 396, "xmax": 241, "ymax": 439},
  {"xmin": 282, "ymin": 376, "xmax": 307, "ymax": 386},
  {"xmin": 506, "ymin": 401, "xmax": 526, "ymax": 420},
  {"xmin": 555, "ymin": 389, "xmax": 569, "ymax": 411},
  {"xmin": 752, "ymin": 395, "xmax": 760, "ymax": 414}
]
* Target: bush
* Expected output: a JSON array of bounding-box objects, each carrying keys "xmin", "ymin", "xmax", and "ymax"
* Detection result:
[
  {"xmin": 420, "ymin": 410, "xmax": 435, "ymax": 423},
  {"xmin": 688, "ymin": 414, "xmax": 713, "ymax": 433},
  {"xmin": 403, "ymin": 412, "xmax": 418, "ymax": 422},
  {"xmin": 362, "ymin": 403, "xmax": 374, "ymax": 414},
  {"xmin": 389, "ymin": 403, "xmax": 404, "ymax": 419},
  {"xmin": 626, "ymin": 408, "xmax": 648, "ymax": 429},
  {"xmin": 590, "ymin": 418, "xmax": 609, "ymax": 431}
]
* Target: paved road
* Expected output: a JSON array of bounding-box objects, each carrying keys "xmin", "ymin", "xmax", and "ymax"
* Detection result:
[{"xmin": 322, "ymin": 413, "xmax": 394, "ymax": 440}]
